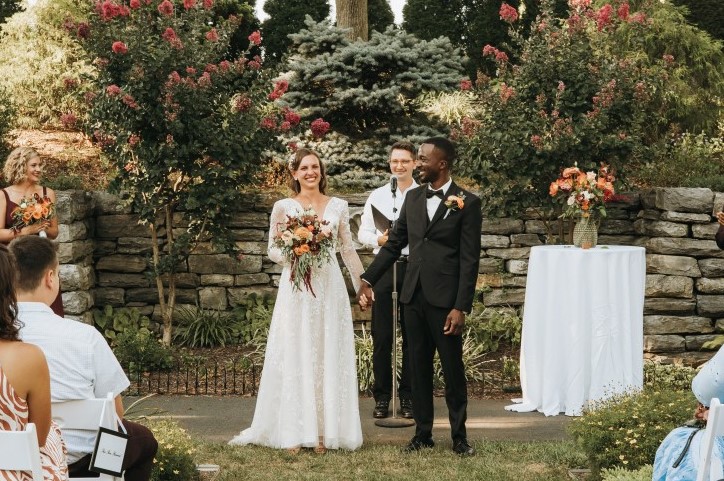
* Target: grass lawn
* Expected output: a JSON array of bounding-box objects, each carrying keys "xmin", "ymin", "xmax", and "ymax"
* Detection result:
[{"xmin": 194, "ymin": 439, "xmax": 587, "ymax": 481}]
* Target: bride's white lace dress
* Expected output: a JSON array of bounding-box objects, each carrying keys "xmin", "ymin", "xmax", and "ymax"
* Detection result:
[{"xmin": 229, "ymin": 197, "xmax": 364, "ymax": 450}]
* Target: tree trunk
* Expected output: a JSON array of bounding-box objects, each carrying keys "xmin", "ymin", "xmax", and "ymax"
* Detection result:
[{"xmin": 336, "ymin": 0, "xmax": 368, "ymax": 41}]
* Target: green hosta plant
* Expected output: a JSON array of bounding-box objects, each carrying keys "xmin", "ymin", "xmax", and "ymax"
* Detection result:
[
  {"xmin": 174, "ymin": 305, "xmax": 234, "ymax": 348},
  {"xmin": 74, "ymin": 0, "xmax": 318, "ymax": 346}
]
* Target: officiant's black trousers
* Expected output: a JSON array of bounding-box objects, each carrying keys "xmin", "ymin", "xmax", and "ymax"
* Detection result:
[
  {"xmin": 371, "ymin": 260, "xmax": 412, "ymax": 403},
  {"xmin": 404, "ymin": 284, "xmax": 467, "ymax": 442}
]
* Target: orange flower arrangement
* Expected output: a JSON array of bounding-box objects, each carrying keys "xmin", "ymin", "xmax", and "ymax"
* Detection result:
[
  {"xmin": 274, "ymin": 206, "xmax": 334, "ymax": 296},
  {"xmin": 549, "ymin": 163, "xmax": 615, "ymax": 219},
  {"xmin": 10, "ymin": 193, "xmax": 56, "ymax": 235}
]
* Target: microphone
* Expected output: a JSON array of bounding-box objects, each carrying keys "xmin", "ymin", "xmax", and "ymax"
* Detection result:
[{"xmin": 390, "ymin": 175, "xmax": 398, "ymax": 195}]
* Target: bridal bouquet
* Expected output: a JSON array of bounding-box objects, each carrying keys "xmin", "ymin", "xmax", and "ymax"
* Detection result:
[
  {"xmin": 273, "ymin": 206, "xmax": 334, "ymax": 296},
  {"xmin": 10, "ymin": 193, "xmax": 56, "ymax": 236},
  {"xmin": 549, "ymin": 163, "xmax": 615, "ymax": 219}
]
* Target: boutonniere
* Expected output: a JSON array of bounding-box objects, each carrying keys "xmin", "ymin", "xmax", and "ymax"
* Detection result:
[{"xmin": 443, "ymin": 192, "xmax": 466, "ymax": 219}]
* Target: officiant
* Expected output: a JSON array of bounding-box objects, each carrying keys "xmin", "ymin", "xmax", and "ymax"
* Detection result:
[{"xmin": 358, "ymin": 141, "xmax": 418, "ymax": 420}]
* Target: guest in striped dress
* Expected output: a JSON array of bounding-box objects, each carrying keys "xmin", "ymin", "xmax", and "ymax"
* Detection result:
[{"xmin": 0, "ymin": 243, "xmax": 68, "ymax": 481}]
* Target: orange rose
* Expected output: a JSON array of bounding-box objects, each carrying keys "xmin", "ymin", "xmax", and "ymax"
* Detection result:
[
  {"xmin": 294, "ymin": 227, "xmax": 313, "ymax": 240},
  {"xmin": 597, "ymin": 177, "xmax": 606, "ymax": 189},
  {"xmin": 306, "ymin": 225, "xmax": 316, "ymax": 233},
  {"xmin": 559, "ymin": 179, "xmax": 573, "ymax": 191},
  {"xmin": 41, "ymin": 206, "xmax": 49, "ymax": 218},
  {"xmin": 456, "ymin": 198, "xmax": 464, "ymax": 209},
  {"xmin": 562, "ymin": 167, "xmax": 580, "ymax": 178},
  {"xmin": 22, "ymin": 212, "xmax": 32, "ymax": 222},
  {"xmin": 299, "ymin": 244, "xmax": 310, "ymax": 254},
  {"xmin": 549, "ymin": 181, "xmax": 559, "ymax": 196},
  {"xmin": 581, "ymin": 200, "xmax": 590, "ymax": 211}
]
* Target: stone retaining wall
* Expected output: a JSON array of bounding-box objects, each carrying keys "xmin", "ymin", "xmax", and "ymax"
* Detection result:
[{"xmin": 55, "ymin": 188, "xmax": 724, "ymax": 364}]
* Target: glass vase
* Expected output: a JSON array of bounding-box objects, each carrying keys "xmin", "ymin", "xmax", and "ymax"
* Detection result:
[{"xmin": 573, "ymin": 216, "xmax": 598, "ymax": 249}]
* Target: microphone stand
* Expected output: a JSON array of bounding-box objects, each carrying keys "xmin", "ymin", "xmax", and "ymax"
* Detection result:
[{"xmin": 375, "ymin": 182, "xmax": 415, "ymax": 428}]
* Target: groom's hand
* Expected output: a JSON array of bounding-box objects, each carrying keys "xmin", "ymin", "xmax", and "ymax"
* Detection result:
[
  {"xmin": 357, "ymin": 283, "xmax": 375, "ymax": 311},
  {"xmin": 444, "ymin": 309, "xmax": 465, "ymax": 336}
]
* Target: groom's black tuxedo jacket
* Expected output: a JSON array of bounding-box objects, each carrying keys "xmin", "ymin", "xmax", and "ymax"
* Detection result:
[{"xmin": 361, "ymin": 181, "xmax": 482, "ymax": 313}]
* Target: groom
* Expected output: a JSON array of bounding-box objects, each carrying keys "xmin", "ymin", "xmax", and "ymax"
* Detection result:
[{"xmin": 357, "ymin": 137, "xmax": 482, "ymax": 456}]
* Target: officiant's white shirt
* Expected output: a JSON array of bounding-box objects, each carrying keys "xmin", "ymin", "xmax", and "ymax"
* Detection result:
[{"xmin": 358, "ymin": 180, "xmax": 418, "ymax": 255}]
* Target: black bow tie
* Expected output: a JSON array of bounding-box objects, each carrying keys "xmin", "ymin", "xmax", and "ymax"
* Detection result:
[{"xmin": 426, "ymin": 189, "xmax": 444, "ymax": 199}]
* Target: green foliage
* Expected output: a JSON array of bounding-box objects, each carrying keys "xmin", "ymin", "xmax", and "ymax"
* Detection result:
[
  {"xmin": 229, "ymin": 293, "xmax": 274, "ymax": 349},
  {"xmin": 643, "ymin": 361, "xmax": 697, "ymax": 392},
  {"xmin": 444, "ymin": 0, "xmax": 677, "ymax": 216},
  {"xmin": 466, "ymin": 304, "xmax": 522, "ymax": 352},
  {"xmin": 283, "ymin": 18, "xmax": 465, "ymax": 190},
  {"xmin": 0, "ymin": 0, "xmax": 94, "ymax": 129},
  {"xmin": 568, "ymin": 388, "xmax": 695, "ymax": 473},
  {"xmin": 355, "ymin": 325, "xmax": 375, "ymax": 393},
  {"xmin": 367, "ymin": 0, "xmax": 394, "ymax": 35},
  {"xmin": 260, "ymin": 0, "xmax": 329, "ymax": 65},
  {"xmin": 210, "ymin": 0, "xmax": 261, "ymax": 61},
  {"xmin": 671, "ymin": 0, "xmax": 724, "ymax": 40},
  {"xmin": 402, "ymin": 0, "xmax": 463, "ymax": 43},
  {"xmin": 142, "ymin": 419, "xmax": 197, "ymax": 481},
  {"xmin": 601, "ymin": 465, "xmax": 653, "ymax": 481},
  {"xmin": 174, "ymin": 306, "xmax": 235, "ymax": 348},
  {"xmin": 94, "ymin": 304, "xmax": 151, "ymax": 345},
  {"xmin": 631, "ymin": 130, "xmax": 724, "ymax": 190},
  {"xmin": 0, "ymin": 0, "xmax": 21, "ymax": 27},
  {"xmin": 0, "ymin": 86, "xmax": 14, "ymax": 160},
  {"xmin": 44, "ymin": 173, "xmax": 86, "ymax": 190}
]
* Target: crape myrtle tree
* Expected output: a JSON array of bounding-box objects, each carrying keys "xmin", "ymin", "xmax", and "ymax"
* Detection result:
[
  {"xmin": 75, "ymin": 0, "xmax": 316, "ymax": 345},
  {"xmin": 261, "ymin": 0, "xmax": 329, "ymax": 65},
  {"xmin": 281, "ymin": 17, "xmax": 465, "ymax": 190},
  {"xmin": 368, "ymin": 0, "xmax": 394, "ymax": 35},
  {"xmin": 449, "ymin": 0, "xmax": 674, "ymax": 217},
  {"xmin": 336, "ymin": 0, "xmax": 368, "ymax": 40}
]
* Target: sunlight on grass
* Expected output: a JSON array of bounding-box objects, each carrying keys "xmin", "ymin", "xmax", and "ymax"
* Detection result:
[{"xmin": 194, "ymin": 439, "xmax": 586, "ymax": 481}]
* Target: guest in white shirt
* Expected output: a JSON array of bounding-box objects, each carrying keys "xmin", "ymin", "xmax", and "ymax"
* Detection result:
[
  {"xmin": 358, "ymin": 141, "xmax": 418, "ymax": 419},
  {"xmin": 10, "ymin": 236, "xmax": 158, "ymax": 481}
]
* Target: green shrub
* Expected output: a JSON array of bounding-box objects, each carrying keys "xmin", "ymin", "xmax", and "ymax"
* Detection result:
[
  {"xmin": 643, "ymin": 361, "xmax": 697, "ymax": 392},
  {"xmin": 466, "ymin": 305, "xmax": 522, "ymax": 352},
  {"xmin": 141, "ymin": 419, "xmax": 197, "ymax": 481},
  {"xmin": 568, "ymin": 389, "xmax": 695, "ymax": 473},
  {"xmin": 0, "ymin": 86, "xmax": 14, "ymax": 160},
  {"xmin": 93, "ymin": 305, "xmax": 152, "ymax": 346},
  {"xmin": 601, "ymin": 465, "xmax": 653, "ymax": 481},
  {"xmin": 355, "ymin": 325, "xmax": 375, "ymax": 393},
  {"xmin": 174, "ymin": 306, "xmax": 235, "ymax": 348},
  {"xmin": 114, "ymin": 329, "xmax": 174, "ymax": 373},
  {"xmin": 44, "ymin": 173, "xmax": 85, "ymax": 191},
  {"xmin": 230, "ymin": 293, "xmax": 274, "ymax": 350}
]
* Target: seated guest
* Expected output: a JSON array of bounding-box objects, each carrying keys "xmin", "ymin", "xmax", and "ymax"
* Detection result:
[
  {"xmin": 0, "ymin": 243, "xmax": 68, "ymax": 480},
  {"xmin": 653, "ymin": 346, "xmax": 724, "ymax": 481},
  {"xmin": 716, "ymin": 211, "xmax": 724, "ymax": 249},
  {"xmin": 10, "ymin": 236, "xmax": 157, "ymax": 481}
]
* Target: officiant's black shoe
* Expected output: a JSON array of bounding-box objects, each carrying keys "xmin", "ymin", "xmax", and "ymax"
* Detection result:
[
  {"xmin": 373, "ymin": 399, "xmax": 389, "ymax": 418},
  {"xmin": 403, "ymin": 435, "xmax": 434, "ymax": 453},
  {"xmin": 399, "ymin": 399, "xmax": 414, "ymax": 419},
  {"xmin": 452, "ymin": 439, "xmax": 475, "ymax": 457}
]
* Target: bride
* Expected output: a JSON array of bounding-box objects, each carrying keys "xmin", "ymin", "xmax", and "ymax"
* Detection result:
[{"xmin": 229, "ymin": 148, "xmax": 364, "ymax": 453}]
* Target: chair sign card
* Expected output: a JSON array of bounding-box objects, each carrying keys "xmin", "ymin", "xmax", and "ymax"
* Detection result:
[{"xmin": 89, "ymin": 426, "xmax": 128, "ymax": 477}]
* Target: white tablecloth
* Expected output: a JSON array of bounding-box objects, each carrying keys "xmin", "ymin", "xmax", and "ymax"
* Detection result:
[{"xmin": 505, "ymin": 245, "xmax": 646, "ymax": 416}]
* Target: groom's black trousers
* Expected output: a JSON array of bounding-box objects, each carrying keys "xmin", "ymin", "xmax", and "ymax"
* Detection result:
[{"xmin": 404, "ymin": 283, "xmax": 468, "ymax": 442}]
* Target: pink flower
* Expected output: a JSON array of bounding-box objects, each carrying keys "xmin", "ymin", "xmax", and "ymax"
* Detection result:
[
  {"xmin": 97, "ymin": 1, "xmax": 129, "ymax": 20},
  {"xmin": 234, "ymin": 96, "xmax": 252, "ymax": 112},
  {"xmin": 60, "ymin": 113, "xmax": 77, "ymax": 129},
  {"xmin": 628, "ymin": 11, "xmax": 647, "ymax": 24},
  {"xmin": 280, "ymin": 121, "xmax": 292, "ymax": 131},
  {"xmin": 499, "ymin": 3, "xmax": 518, "ymax": 23},
  {"xmin": 284, "ymin": 109, "xmax": 301, "ymax": 126},
  {"xmin": 84, "ymin": 91, "xmax": 97, "ymax": 104},
  {"xmin": 204, "ymin": 63, "xmax": 218, "ymax": 73},
  {"xmin": 557, "ymin": 81, "xmax": 566, "ymax": 92},
  {"xmin": 248, "ymin": 30, "xmax": 262, "ymax": 45},
  {"xmin": 268, "ymin": 80, "xmax": 289, "ymax": 100},
  {"xmin": 128, "ymin": 134, "xmax": 141, "ymax": 147},
  {"xmin": 111, "ymin": 41, "xmax": 128, "ymax": 54},
  {"xmin": 662, "ymin": 54, "xmax": 674, "ymax": 66},
  {"xmin": 129, "ymin": 0, "xmax": 141, "ymax": 8},
  {"xmin": 106, "ymin": 84, "xmax": 122, "ymax": 96},
  {"xmin": 617, "ymin": 2, "xmax": 629, "ymax": 20},
  {"xmin": 530, "ymin": 134, "xmax": 543, "ymax": 150},
  {"xmin": 205, "ymin": 28, "xmax": 219, "ymax": 42},
  {"xmin": 76, "ymin": 23, "xmax": 90, "ymax": 39},
  {"xmin": 482, "ymin": 44, "xmax": 496, "ymax": 56},
  {"xmin": 310, "ymin": 118, "xmax": 330, "ymax": 138},
  {"xmin": 219, "ymin": 60, "xmax": 231, "ymax": 71},
  {"xmin": 167, "ymin": 71, "xmax": 181, "ymax": 85},
  {"xmin": 499, "ymin": 83, "xmax": 515, "ymax": 103},
  {"xmin": 183, "ymin": 0, "xmax": 196, "ymax": 9},
  {"xmin": 162, "ymin": 27, "xmax": 177, "ymax": 42},
  {"xmin": 495, "ymin": 50, "xmax": 509, "ymax": 62},
  {"xmin": 122, "ymin": 94, "xmax": 139, "ymax": 109},
  {"xmin": 248, "ymin": 59, "xmax": 261, "ymax": 70},
  {"xmin": 460, "ymin": 79, "xmax": 472, "ymax": 91},
  {"xmin": 63, "ymin": 77, "xmax": 79, "ymax": 90},
  {"xmin": 157, "ymin": 0, "xmax": 173, "ymax": 16},
  {"xmin": 203, "ymin": 0, "xmax": 213, "ymax": 8},
  {"xmin": 198, "ymin": 72, "xmax": 212, "ymax": 87},
  {"xmin": 596, "ymin": 4, "xmax": 614, "ymax": 31},
  {"xmin": 260, "ymin": 117, "xmax": 276, "ymax": 130},
  {"xmin": 185, "ymin": 66, "xmax": 197, "ymax": 75}
]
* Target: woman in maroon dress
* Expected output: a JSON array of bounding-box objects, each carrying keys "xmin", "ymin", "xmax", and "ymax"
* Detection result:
[{"xmin": 0, "ymin": 147, "xmax": 64, "ymax": 316}]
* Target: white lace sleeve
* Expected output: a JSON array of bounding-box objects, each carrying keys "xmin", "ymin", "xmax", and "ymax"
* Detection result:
[
  {"xmin": 267, "ymin": 200, "xmax": 289, "ymax": 266},
  {"xmin": 337, "ymin": 199, "xmax": 364, "ymax": 292}
]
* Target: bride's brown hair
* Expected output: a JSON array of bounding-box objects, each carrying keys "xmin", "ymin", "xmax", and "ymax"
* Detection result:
[
  {"xmin": 0, "ymin": 244, "xmax": 21, "ymax": 342},
  {"xmin": 288, "ymin": 148, "xmax": 327, "ymax": 195}
]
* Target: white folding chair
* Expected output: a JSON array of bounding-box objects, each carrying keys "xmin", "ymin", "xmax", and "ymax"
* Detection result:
[
  {"xmin": 52, "ymin": 392, "xmax": 122, "ymax": 480},
  {"xmin": 697, "ymin": 397, "xmax": 724, "ymax": 481},
  {"xmin": 0, "ymin": 422, "xmax": 44, "ymax": 481}
]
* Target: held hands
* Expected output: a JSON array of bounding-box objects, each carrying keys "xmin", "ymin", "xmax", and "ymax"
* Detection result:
[
  {"xmin": 357, "ymin": 283, "xmax": 375, "ymax": 311},
  {"xmin": 444, "ymin": 309, "xmax": 465, "ymax": 336}
]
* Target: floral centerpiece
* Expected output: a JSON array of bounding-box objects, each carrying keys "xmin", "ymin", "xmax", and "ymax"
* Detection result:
[
  {"xmin": 273, "ymin": 206, "xmax": 334, "ymax": 296},
  {"xmin": 549, "ymin": 163, "xmax": 615, "ymax": 248},
  {"xmin": 10, "ymin": 193, "xmax": 56, "ymax": 237}
]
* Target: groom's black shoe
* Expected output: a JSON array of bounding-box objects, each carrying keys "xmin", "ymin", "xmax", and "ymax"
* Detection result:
[
  {"xmin": 403, "ymin": 435, "xmax": 434, "ymax": 453},
  {"xmin": 452, "ymin": 438, "xmax": 475, "ymax": 456},
  {"xmin": 373, "ymin": 399, "xmax": 389, "ymax": 418},
  {"xmin": 399, "ymin": 399, "xmax": 414, "ymax": 419}
]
